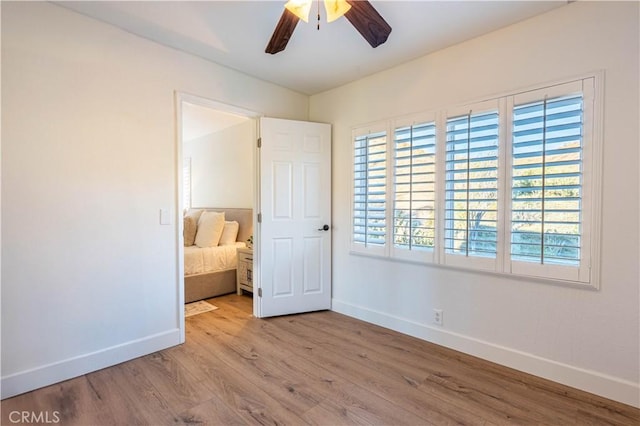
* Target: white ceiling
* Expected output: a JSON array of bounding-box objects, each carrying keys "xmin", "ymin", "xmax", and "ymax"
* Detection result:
[{"xmin": 56, "ymin": 1, "xmax": 568, "ymax": 95}]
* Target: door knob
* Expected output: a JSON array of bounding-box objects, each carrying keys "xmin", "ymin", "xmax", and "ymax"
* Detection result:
[{"xmin": 317, "ymin": 224, "xmax": 330, "ymax": 231}]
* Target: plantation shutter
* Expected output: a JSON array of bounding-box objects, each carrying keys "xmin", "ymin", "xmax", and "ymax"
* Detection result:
[
  {"xmin": 511, "ymin": 94, "xmax": 583, "ymax": 266},
  {"xmin": 393, "ymin": 121, "xmax": 436, "ymax": 257},
  {"xmin": 348, "ymin": 76, "xmax": 599, "ymax": 286},
  {"xmin": 508, "ymin": 78, "xmax": 595, "ymax": 283},
  {"xmin": 444, "ymin": 106, "xmax": 499, "ymax": 267},
  {"xmin": 353, "ymin": 130, "xmax": 387, "ymax": 252}
]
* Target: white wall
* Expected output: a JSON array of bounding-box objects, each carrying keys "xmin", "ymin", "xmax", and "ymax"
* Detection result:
[
  {"xmin": 183, "ymin": 120, "xmax": 254, "ymax": 209},
  {"xmin": 310, "ymin": 1, "xmax": 639, "ymax": 407},
  {"xmin": 0, "ymin": 1, "xmax": 308, "ymax": 398}
]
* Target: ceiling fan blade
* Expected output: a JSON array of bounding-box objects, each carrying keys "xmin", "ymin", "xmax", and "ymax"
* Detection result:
[
  {"xmin": 265, "ymin": 10, "xmax": 300, "ymax": 54},
  {"xmin": 344, "ymin": 0, "xmax": 392, "ymax": 48}
]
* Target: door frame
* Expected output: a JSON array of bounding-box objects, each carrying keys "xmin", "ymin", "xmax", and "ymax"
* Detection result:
[{"xmin": 174, "ymin": 92, "xmax": 262, "ymax": 342}]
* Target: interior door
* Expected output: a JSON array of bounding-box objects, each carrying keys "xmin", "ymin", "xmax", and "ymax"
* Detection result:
[{"xmin": 256, "ymin": 117, "xmax": 331, "ymax": 318}]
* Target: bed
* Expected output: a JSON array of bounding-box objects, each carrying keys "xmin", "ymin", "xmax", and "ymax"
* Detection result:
[{"xmin": 184, "ymin": 208, "xmax": 253, "ymax": 303}]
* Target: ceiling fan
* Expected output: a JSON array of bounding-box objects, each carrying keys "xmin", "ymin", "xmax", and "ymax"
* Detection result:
[{"xmin": 266, "ymin": 0, "xmax": 392, "ymax": 54}]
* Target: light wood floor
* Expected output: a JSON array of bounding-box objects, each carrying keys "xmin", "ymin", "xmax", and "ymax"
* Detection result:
[{"xmin": 2, "ymin": 294, "xmax": 638, "ymax": 425}]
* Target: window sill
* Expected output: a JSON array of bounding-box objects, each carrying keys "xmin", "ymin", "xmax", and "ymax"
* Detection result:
[{"xmin": 348, "ymin": 250, "xmax": 598, "ymax": 290}]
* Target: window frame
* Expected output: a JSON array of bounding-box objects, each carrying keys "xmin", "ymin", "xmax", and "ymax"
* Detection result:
[
  {"xmin": 391, "ymin": 112, "xmax": 439, "ymax": 264},
  {"xmin": 441, "ymin": 99, "xmax": 504, "ymax": 272},
  {"xmin": 349, "ymin": 73, "xmax": 602, "ymax": 289},
  {"xmin": 504, "ymin": 78, "xmax": 597, "ymax": 285},
  {"xmin": 350, "ymin": 123, "xmax": 389, "ymax": 257}
]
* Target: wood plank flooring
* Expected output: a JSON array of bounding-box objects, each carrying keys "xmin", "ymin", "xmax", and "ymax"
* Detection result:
[{"xmin": 2, "ymin": 294, "xmax": 639, "ymax": 425}]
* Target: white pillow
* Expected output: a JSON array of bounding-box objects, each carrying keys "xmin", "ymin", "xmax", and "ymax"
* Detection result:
[
  {"xmin": 195, "ymin": 211, "xmax": 225, "ymax": 248},
  {"xmin": 219, "ymin": 221, "xmax": 240, "ymax": 245}
]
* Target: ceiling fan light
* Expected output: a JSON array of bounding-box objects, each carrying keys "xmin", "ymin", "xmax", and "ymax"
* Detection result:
[
  {"xmin": 324, "ymin": 0, "xmax": 351, "ymax": 23},
  {"xmin": 284, "ymin": 0, "xmax": 312, "ymax": 23}
]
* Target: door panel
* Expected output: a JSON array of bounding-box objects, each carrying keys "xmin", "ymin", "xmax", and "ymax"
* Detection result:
[
  {"xmin": 272, "ymin": 162, "xmax": 293, "ymax": 218},
  {"xmin": 303, "ymin": 237, "xmax": 323, "ymax": 293},
  {"xmin": 257, "ymin": 117, "xmax": 331, "ymax": 318},
  {"xmin": 272, "ymin": 238, "xmax": 293, "ymax": 296}
]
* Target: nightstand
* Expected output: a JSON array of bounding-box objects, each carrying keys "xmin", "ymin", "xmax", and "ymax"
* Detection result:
[{"xmin": 236, "ymin": 247, "xmax": 253, "ymax": 295}]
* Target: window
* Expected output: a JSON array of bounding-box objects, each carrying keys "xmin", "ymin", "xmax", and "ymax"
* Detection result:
[
  {"xmin": 507, "ymin": 79, "xmax": 595, "ymax": 283},
  {"xmin": 393, "ymin": 121, "xmax": 437, "ymax": 260},
  {"xmin": 350, "ymin": 75, "xmax": 600, "ymax": 287},
  {"xmin": 444, "ymin": 107, "xmax": 499, "ymax": 268},
  {"xmin": 352, "ymin": 127, "xmax": 388, "ymax": 254}
]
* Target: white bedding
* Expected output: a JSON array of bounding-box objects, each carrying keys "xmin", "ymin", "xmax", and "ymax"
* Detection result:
[{"xmin": 184, "ymin": 242, "xmax": 246, "ymax": 276}]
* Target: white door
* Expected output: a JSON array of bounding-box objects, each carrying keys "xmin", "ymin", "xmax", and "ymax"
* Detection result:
[{"xmin": 256, "ymin": 117, "xmax": 331, "ymax": 318}]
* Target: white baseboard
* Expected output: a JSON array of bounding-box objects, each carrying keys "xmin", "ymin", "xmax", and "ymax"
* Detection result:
[
  {"xmin": 331, "ymin": 298, "xmax": 640, "ymax": 408},
  {"xmin": 1, "ymin": 328, "xmax": 181, "ymax": 400}
]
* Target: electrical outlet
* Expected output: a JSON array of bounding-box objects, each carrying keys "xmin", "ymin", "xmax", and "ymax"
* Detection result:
[{"xmin": 434, "ymin": 309, "xmax": 443, "ymax": 326}]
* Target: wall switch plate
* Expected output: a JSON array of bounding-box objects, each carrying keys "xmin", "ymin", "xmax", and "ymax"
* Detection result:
[{"xmin": 160, "ymin": 208, "xmax": 172, "ymax": 225}]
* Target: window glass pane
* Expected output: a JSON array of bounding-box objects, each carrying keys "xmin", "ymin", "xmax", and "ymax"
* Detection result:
[
  {"xmin": 511, "ymin": 94, "xmax": 583, "ymax": 266},
  {"xmin": 353, "ymin": 132, "xmax": 387, "ymax": 247},
  {"xmin": 445, "ymin": 111, "xmax": 499, "ymax": 258},
  {"xmin": 393, "ymin": 122, "xmax": 436, "ymax": 250}
]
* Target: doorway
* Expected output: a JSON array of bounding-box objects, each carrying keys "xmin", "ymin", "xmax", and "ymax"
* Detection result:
[
  {"xmin": 175, "ymin": 92, "xmax": 260, "ymax": 342},
  {"xmin": 175, "ymin": 95, "xmax": 334, "ymax": 338}
]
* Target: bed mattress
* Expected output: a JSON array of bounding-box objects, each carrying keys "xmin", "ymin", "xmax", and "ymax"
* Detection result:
[{"xmin": 184, "ymin": 242, "xmax": 246, "ymax": 276}]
